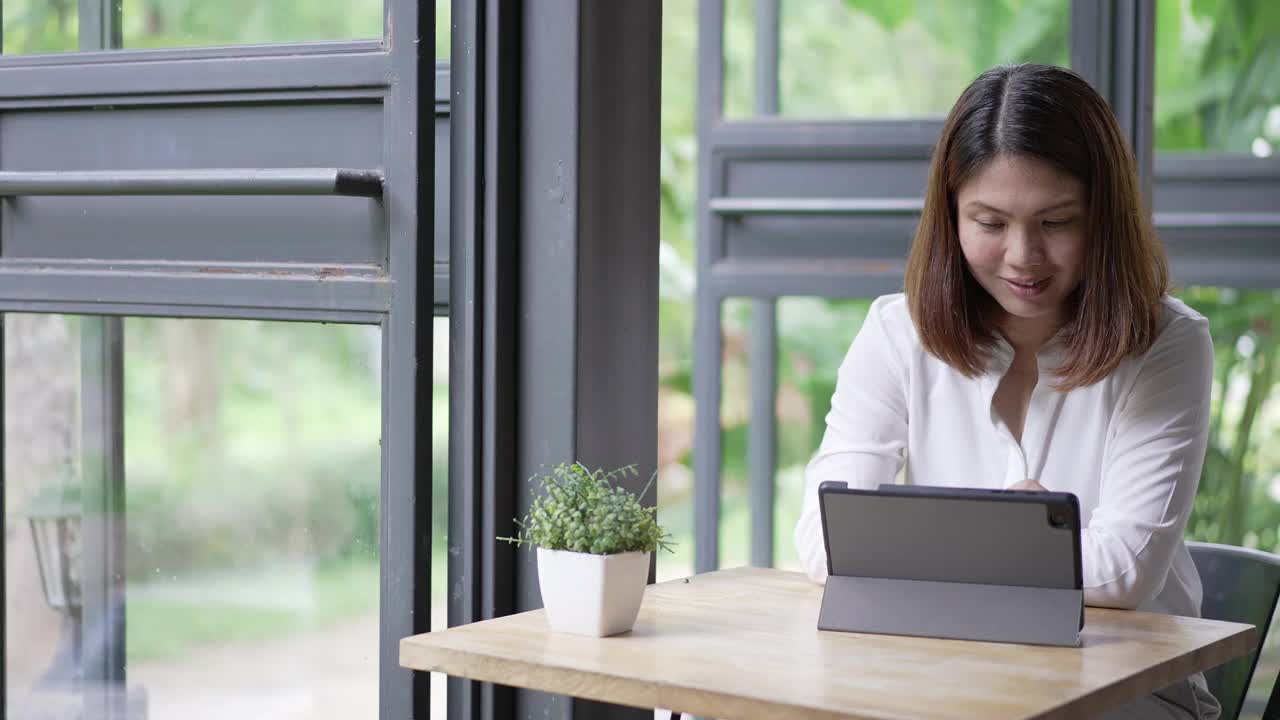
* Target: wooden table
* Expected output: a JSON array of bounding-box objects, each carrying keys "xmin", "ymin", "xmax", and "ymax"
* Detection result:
[{"xmin": 400, "ymin": 567, "xmax": 1257, "ymax": 720}]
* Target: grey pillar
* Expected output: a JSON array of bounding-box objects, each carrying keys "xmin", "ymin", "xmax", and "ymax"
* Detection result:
[
  {"xmin": 77, "ymin": 2, "xmax": 128, "ymax": 716},
  {"xmin": 749, "ymin": 300, "xmax": 777, "ymax": 567},
  {"xmin": 448, "ymin": 1, "xmax": 519, "ymax": 720},
  {"xmin": 748, "ymin": 0, "xmax": 780, "ymax": 568},
  {"xmin": 1071, "ymin": 0, "xmax": 1156, "ymax": 203},
  {"xmin": 380, "ymin": 0, "xmax": 435, "ymax": 716},
  {"xmin": 694, "ymin": 0, "xmax": 726, "ymax": 575},
  {"xmin": 78, "ymin": 317, "xmax": 127, "ymax": 719},
  {"xmin": 0, "ymin": 317, "xmax": 7, "ymax": 711},
  {"xmin": 79, "ymin": 0, "xmax": 122, "ymax": 52},
  {"xmin": 517, "ymin": 2, "xmax": 661, "ymax": 719}
]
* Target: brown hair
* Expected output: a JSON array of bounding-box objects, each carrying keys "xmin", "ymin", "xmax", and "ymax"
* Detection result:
[{"xmin": 904, "ymin": 64, "xmax": 1169, "ymax": 391}]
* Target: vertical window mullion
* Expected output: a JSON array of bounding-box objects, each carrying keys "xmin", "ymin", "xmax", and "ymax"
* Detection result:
[{"xmin": 75, "ymin": 2, "xmax": 128, "ymax": 717}]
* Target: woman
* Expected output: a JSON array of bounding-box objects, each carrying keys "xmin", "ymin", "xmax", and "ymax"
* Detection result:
[{"xmin": 792, "ymin": 64, "xmax": 1218, "ymax": 720}]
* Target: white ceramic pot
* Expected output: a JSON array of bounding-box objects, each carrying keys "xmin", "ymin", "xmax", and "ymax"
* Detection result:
[{"xmin": 536, "ymin": 547, "xmax": 651, "ymax": 637}]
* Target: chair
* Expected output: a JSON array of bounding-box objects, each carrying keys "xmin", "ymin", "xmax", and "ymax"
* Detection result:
[{"xmin": 1187, "ymin": 541, "xmax": 1280, "ymax": 720}]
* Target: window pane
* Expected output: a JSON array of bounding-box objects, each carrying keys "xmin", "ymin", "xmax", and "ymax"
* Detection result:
[
  {"xmin": 1, "ymin": 0, "xmax": 78, "ymax": 54},
  {"xmin": 2, "ymin": 0, "xmax": 390, "ymax": 54},
  {"xmin": 121, "ymin": 0, "xmax": 382, "ymax": 49},
  {"xmin": 436, "ymin": 0, "xmax": 449, "ymax": 60},
  {"xmin": 1176, "ymin": 287, "xmax": 1280, "ymax": 719},
  {"xmin": 771, "ymin": 297, "xmax": 874, "ymax": 569},
  {"xmin": 654, "ymin": 297, "xmax": 873, "ymax": 578},
  {"xmin": 1155, "ymin": 0, "xmax": 1280, "ymax": 155},
  {"xmin": 724, "ymin": 0, "xmax": 1070, "ymax": 119},
  {"xmin": 656, "ymin": 0, "xmax": 698, "ymax": 581},
  {"xmin": 5, "ymin": 314, "xmax": 381, "ymax": 719},
  {"xmin": 431, "ymin": 315, "xmax": 448, "ymax": 720}
]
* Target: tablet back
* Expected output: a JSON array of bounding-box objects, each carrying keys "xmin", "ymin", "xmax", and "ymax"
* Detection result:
[
  {"xmin": 820, "ymin": 485, "xmax": 1081, "ymax": 589},
  {"xmin": 817, "ymin": 484, "xmax": 1084, "ymax": 646}
]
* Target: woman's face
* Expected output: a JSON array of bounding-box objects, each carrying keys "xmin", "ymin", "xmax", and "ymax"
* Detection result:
[{"xmin": 956, "ymin": 154, "xmax": 1088, "ymax": 338}]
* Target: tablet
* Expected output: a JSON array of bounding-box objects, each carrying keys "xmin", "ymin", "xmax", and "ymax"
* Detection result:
[
  {"xmin": 817, "ymin": 481, "xmax": 1084, "ymax": 645},
  {"xmin": 819, "ymin": 481, "xmax": 1082, "ymax": 588}
]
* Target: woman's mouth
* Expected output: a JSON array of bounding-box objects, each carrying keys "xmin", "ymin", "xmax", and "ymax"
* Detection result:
[{"xmin": 1003, "ymin": 276, "xmax": 1051, "ymax": 298}]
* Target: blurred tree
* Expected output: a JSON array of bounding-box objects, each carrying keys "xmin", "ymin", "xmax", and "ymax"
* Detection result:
[
  {"xmin": 1, "ymin": 0, "xmax": 77, "ymax": 53},
  {"xmin": 1156, "ymin": 0, "xmax": 1280, "ymax": 153},
  {"xmin": 1155, "ymin": 0, "xmax": 1280, "ymax": 550}
]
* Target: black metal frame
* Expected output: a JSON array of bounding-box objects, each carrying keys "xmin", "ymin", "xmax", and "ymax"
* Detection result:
[
  {"xmin": 447, "ymin": 1, "xmax": 518, "ymax": 719},
  {"xmin": 448, "ymin": 3, "xmax": 662, "ymax": 720},
  {"xmin": 0, "ymin": 0, "xmax": 435, "ymax": 718},
  {"xmin": 0, "ymin": 168, "xmax": 385, "ymax": 197}
]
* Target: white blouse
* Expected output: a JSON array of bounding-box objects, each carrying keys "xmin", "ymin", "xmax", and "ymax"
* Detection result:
[{"xmin": 793, "ymin": 292, "xmax": 1214, "ymax": 620}]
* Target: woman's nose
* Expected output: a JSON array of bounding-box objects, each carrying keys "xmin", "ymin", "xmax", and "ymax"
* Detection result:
[{"xmin": 1005, "ymin": 224, "xmax": 1047, "ymax": 267}]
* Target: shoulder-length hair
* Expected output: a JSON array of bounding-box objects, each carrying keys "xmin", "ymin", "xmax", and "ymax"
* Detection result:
[{"xmin": 904, "ymin": 64, "xmax": 1168, "ymax": 391}]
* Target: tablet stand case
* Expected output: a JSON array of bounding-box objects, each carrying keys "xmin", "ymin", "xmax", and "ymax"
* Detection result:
[
  {"xmin": 818, "ymin": 486, "xmax": 1083, "ymax": 647},
  {"xmin": 819, "ymin": 576, "xmax": 1083, "ymax": 646}
]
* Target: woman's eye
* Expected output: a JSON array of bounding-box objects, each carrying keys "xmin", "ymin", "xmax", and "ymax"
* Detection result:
[
  {"xmin": 976, "ymin": 220, "xmax": 1004, "ymax": 232},
  {"xmin": 1043, "ymin": 218, "xmax": 1073, "ymax": 228}
]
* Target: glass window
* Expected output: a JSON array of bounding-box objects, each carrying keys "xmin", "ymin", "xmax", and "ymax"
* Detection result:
[
  {"xmin": 723, "ymin": 0, "xmax": 1071, "ymax": 119},
  {"xmin": 430, "ymin": 315, "xmax": 449, "ymax": 720},
  {"xmin": 121, "ymin": 0, "xmax": 382, "ymax": 50},
  {"xmin": 5, "ymin": 314, "xmax": 381, "ymax": 718},
  {"xmin": 1155, "ymin": 0, "xmax": 1280, "ymax": 155},
  {"xmin": 655, "ymin": 297, "xmax": 872, "ymax": 577},
  {"xmin": 721, "ymin": 0, "xmax": 757, "ymax": 120},
  {"xmin": 2, "ymin": 0, "xmax": 390, "ymax": 54},
  {"xmin": 1177, "ymin": 286, "xmax": 1279, "ymax": 719},
  {"xmin": 656, "ymin": 0, "xmax": 698, "ymax": 581},
  {"xmin": 0, "ymin": 0, "xmax": 464, "ymax": 56},
  {"xmin": 656, "ymin": 299, "xmax": 754, "ymax": 580},
  {"xmin": 1, "ymin": 0, "xmax": 78, "ymax": 54},
  {"xmin": 771, "ymin": 297, "xmax": 873, "ymax": 570},
  {"xmin": 436, "ymin": 0, "xmax": 449, "ymax": 60}
]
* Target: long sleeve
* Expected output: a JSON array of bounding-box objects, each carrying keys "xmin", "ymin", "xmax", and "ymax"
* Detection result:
[
  {"xmin": 794, "ymin": 297, "xmax": 909, "ymax": 584},
  {"xmin": 1082, "ymin": 315, "xmax": 1214, "ymax": 609}
]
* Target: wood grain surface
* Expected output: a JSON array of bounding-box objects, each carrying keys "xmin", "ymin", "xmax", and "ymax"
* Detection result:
[{"xmin": 400, "ymin": 566, "xmax": 1256, "ymax": 720}]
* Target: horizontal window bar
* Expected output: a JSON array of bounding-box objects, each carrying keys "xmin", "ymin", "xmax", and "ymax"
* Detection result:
[
  {"xmin": 707, "ymin": 259, "xmax": 906, "ymax": 298},
  {"xmin": 709, "ymin": 197, "xmax": 924, "ymax": 216},
  {"xmin": 708, "ymin": 119, "xmax": 943, "ymax": 152},
  {"xmin": 0, "ymin": 258, "xmax": 391, "ymax": 319},
  {"xmin": 0, "ymin": 50, "xmax": 387, "ymax": 100},
  {"xmin": 1154, "ymin": 212, "xmax": 1280, "ymax": 229},
  {"xmin": 0, "ymin": 169, "xmax": 383, "ymax": 198}
]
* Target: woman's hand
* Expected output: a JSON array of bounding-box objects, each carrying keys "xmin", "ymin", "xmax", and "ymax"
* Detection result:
[{"xmin": 1008, "ymin": 479, "xmax": 1049, "ymax": 492}]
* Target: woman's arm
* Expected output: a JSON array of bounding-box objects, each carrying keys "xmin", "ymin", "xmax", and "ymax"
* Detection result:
[
  {"xmin": 1083, "ymin": 314, "xmax": 1214, "ymax": 609},
  {"xmin": 794, "ymin": 297, "xmax": 909, "ymax": 584}
]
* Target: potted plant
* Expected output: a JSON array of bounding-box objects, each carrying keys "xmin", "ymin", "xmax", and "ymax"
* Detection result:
[{"xmin": 500, "ymin": 462, "xmax": 673, "ymax": 637}]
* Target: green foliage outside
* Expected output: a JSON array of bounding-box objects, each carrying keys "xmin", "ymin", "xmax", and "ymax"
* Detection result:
[
  {"xmin": 125, "ymin": 559, "xmax": 379, "ymax": 660},
  {"xmin": 120, "ymin": 318, "xmax": 387, "ymax": 661},
  {"xmin": 1, "ymin": 0, "xmax": 451, "ymax": 55},
  {"xmin": 0, "ymin": 0, "xmax": 76, "ymax": 52},
  {"xmin": 1154, "ymin": 0, "xmax": 1280, "ymax": 153}
]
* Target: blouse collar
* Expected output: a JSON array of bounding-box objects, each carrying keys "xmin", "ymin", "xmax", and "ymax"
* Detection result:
[{"xmin": 986, "ymin": 328, "xmax": 1069, "ymax": 377}]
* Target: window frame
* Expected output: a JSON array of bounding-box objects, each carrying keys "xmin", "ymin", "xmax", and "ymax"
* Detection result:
[
  {"xmin": 0, "ymin": 0, "xmax": 436, "ymax": 718},
  {"xmin": 691, "ymin": 0, "xmax": 1186, "ymax": 571}
]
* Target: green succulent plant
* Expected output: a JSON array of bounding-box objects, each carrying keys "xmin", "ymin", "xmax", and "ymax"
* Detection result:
[{"xmin": 499, "ymin": 462, "xmax": 675, "ymax": 555}]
